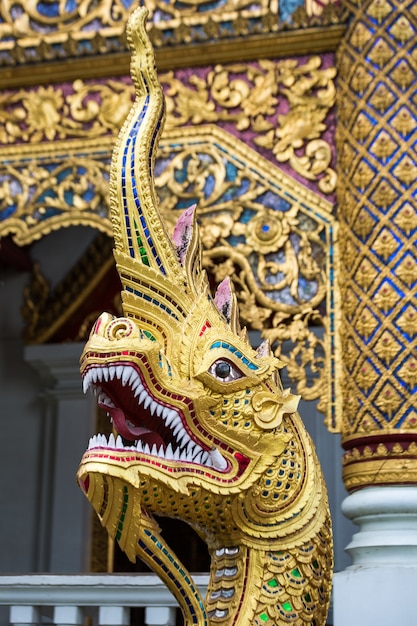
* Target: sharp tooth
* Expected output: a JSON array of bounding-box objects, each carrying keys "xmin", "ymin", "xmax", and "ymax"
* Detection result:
[
  {"xmin": 144, "ymin": 443, "xmax": 151, "ymax": 455},
  {"xmin": 134, "ymin": 385, "xmax": 143, "ymax": 398},
  {"xmin": 194, "ymin": 451, "xmax": 203, "ymax": 464},
  {"xmin": 83, "ymin": 377, "xmax": 89, "ymax": 394},
  {"xmin": 173, "ymin": 423, "xmax": 183, "ymax": 439},
  {"xmin": 122, "ymin": 367, "xmax": 132, "ymax": 386},
  {"xmin": 150, "ymin": 401, "xmax": 157, "ymax": 416},
  {"xmin": 165, "ymin": 411, "xmax": 177, "ymax": 428},
  {"xmin": 151, "ymin": 444, "xmax": 158, "ymax": 456},
  {"xmin": 179, "ymin": 430, "xmax": 191, "ymax": 446},
  {"xmin": 91, "ymin": 435, "xmax": 97, "ymax": 448},
  {"xmin": 109, "ymin": 366, "xmax": 116, "ymax": 381},
  {"xmin": 116, "ymin": 435, "xmax": 123, "ymax": 448},
  {"xmin": 88, "ymin": 437, "xmax": 93, "ymax": 450},
  {"xmin": 201, "ymin": 451, "xmax": 210, "ymax": 465},
  {"xmin": 128, "ymin": 369, "xmax": 137, "ymax": 387},
  {"xmin": 162, "ymin": 407, "xmax": 170, "ymax": 419},
  {"xmin": 180, "ymin": 449, "xmax": 188, "ymax": 461},
  {"xmin": 103, "ymin": 368, "xmax": 109, "ymax": 382},
  {"xmin": 186, "ymin": 448, "xmax": 194, "ymax": 462},
  {"xmin": 139, "ymin": 389, "xmax": 147, "ymax": 404},
  {"xmin": 136, "ymin": 440, "xmax": 143, "ymax": 452},
  {"xmin": 158, "ymin": 445, "xmax": 165, "ymax": 458},
  {"xmin": 165, "ymin": 443, "xmax": 174, "ymax": 460},
  {"xmin": 144, "ymin": 396, "xmax": 152, "ymax": 410},
  {"xmin": 210, "ymin": 447, "xmax": 228, "ymax": 471},
  {"xmin": 173, "ymin": 448, "xmax": 180, "ymax": 461},
  {"xmin": 186, "ymin": 441, "xmax": 196, "ymax": 455},
  {"xmin": 131, "ymin": 372, "xmax": 140, "ymax": 388},
  {"xmin": 156, "ymin": 404, "xmax": 163, "ymax": 417},
  {"xmin": 116, "ymin": 365, "xmax": 124, "ymax": 380},
  {"xmin": 97, "ymin": 369, "xmax": 103, "ymax": 382},
  {"xmin": 108, "ymin": 433, "xmax": 116, "ymax": 448}
]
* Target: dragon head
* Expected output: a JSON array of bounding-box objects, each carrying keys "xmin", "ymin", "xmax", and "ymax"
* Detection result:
[{"xmin": 77, "ymin": 8, "xmax": 332, "ymax": 624}]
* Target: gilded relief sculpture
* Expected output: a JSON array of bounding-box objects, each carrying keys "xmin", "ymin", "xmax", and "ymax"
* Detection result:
[{"xmin": 77, "ymin": 7, "xmax": 332, "ymax": 625}]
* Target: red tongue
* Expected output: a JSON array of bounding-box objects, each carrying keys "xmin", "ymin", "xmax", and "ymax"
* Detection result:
[{"xmin": 103, "ymin": 404, "xmax": 165, "ymax": 449}]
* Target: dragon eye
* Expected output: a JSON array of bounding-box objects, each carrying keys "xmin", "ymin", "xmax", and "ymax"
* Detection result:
[{"xmin": 208, "ymin": 359, "xmax": 244, "ymax": 383}]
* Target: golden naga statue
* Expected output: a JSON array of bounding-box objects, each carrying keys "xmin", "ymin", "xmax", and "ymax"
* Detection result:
[{"xmin": 77, "ymin": 7, "xmax": 333, "ymax": 625}]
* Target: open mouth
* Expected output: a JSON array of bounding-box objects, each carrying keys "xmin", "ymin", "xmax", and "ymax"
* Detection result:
[{"xmin": 82, "ymin": 363, "xmax": 228, "ymax": 471}]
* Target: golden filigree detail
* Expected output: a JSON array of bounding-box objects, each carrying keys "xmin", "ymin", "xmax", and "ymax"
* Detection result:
[
  {"xmin": 391, "ymin": 107, "xmax": 414, "ymax": 135},
  {"xmin": 392, "ymin": 156, "xmax": 417, "ymax": 186},
  {"xmin": 368, "ymin": 37, "xmax": 393, "ymax": 66},
  {"xmin": 396, "ymin": 306, "xmax": 417, "ymax": 336},
  {"xmin": 161, "ymin": 58, "xmax": 337, "ymax": 194},
  {"xmin": 355, "ymin": 308, "xmax": 378, "ymax": 339},
  {"xmin": 374, "ymin": 383, "xmax": 402, "ymax": 418},
  {"xmin": 355, "ymin": 258, "xmax": 378, "ymax": 289},
  {"xmin": 350, "ymin": 22, "xmax": 372, "ymax": 49},
  {"xmin": 353, "ymin": 208, "xmax": 376, "ymax": 237},
  {"xmin": 390, "ymin": 59, "xmax": 414, "ymax": 89},
  {"xmin": 355, "ymin": 362, "xmax": 379, "ymax": 392},
  {"xmin": 396, "ymin": 256, "xmax": 417, "ymax": 286},
  {"xmin": 373, "ymin": 330, "xmax": 401, "ymax": 363},
  {"xmin": 368, "ymin": 83, "xmax": 395, "ymax": 113},
  {"xmin": 373, "ymin": 282, "xmax": 399, "ymax": 312},
  {"xmin": 351, "ymin": 112, "xmax": 374, "ymax": 141},
  {"xmin": 350, "ymin": 64, "xmax": 373, "ymax": 93},
  {"xmin": 372, "ymin": 227, "xmax": 399, "ymax": 259},
  {"xmin": 366, "ymin": 0, "xmax": 392, "ymax": 22},
  {"xmin": 389, "ymin": 15, "xmax": 415, "ymax": 43},
  {"xmin": 370, "ymin": 130, "xmax": 397, "ymax": 159},
  {"xmin": 398, "ymin": 357, "xmax": 417, "ymax": 388},
  {"xmin": 0, "ymin": 80, "xmax": 134, "ymax": 144},
  {"xmin": 394, "ymin": 203, "xmax": 417, "ymax": 234}
]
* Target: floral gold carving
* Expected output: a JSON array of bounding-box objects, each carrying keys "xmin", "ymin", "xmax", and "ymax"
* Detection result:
[
  {"xmin": 355, "ymin": 259, "xmax": 378, "ymax": 289},
  {"xmin": 390, "ymin": 16, "xmax": 415, "ymax": 43},
  {"xmin": 393, "ymin": 203, "xmax": 417, "ymax": 234},
  {"xmin": 355, "ymin": 308, "xmax": 378, "ymax": 339},
  {"xmin": 396, "ymin": 306, "xmax": 417, "ymax": 336},
  {"xmin": 161, "ymin": 58, "xmax": 337, "ymax": 194},
  {"xmin": 372, "ymin": 228, "xmax": 398, "ymax": 260},
  {"xmin": 396, "ymin": 256, "xmax": 417, "ymax": 287},
  {"xmin": 373, "ymin": 330, "xmax": 401, "ymax": 363},
  {"xmin": 391, "ymin": 107, "xmax": 414, "ymax": 136},
  {"xmin": 373, "ymin": 282, "xmax": 399, "ymax": 313},
  {"xmin": 398, "ymin": 358, "xmax": 417, "ymax": 388},
  {"xmin": 367, "ymin": 0, "xmax": 392, "ymax": 22}
]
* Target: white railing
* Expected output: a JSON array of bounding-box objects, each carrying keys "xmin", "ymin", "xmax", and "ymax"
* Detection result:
[{"xmin": 0, "ymin": 574, "xmax": 209, "ymax": 626}]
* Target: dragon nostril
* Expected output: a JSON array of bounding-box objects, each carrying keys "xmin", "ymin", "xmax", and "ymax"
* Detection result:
[{"xmin": 107, "ymin": 318, "xmax": 134, "ymax": 340}]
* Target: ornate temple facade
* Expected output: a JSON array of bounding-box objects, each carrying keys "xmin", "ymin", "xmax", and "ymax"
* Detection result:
[{"xmin": 0, "ymin": 0, "xmax": 416, "ymax": 624}]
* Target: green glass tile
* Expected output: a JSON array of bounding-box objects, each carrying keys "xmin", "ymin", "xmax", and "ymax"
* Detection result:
[
  {"xmin": 267, "ymin": 578, "xmax": 278, "ymax": 588},
  {"xmin": 282, "ymin": 601, "xmax": 292, "ymax": 612},
  {"xmin": 259, "ymin": 613, "xmax": 269, "ymax": 622},
  {"xmin": 291, "ymin": 568, "xmax": 301, "ymax": 578}
]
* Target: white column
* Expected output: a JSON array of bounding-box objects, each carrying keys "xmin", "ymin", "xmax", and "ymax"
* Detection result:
[
  {"xmin": 145, "ymin": 607, "xmax": 176, "ymax": 626},
  {"xmin": 99, "ymin": 606, "xmax": 129, "ymax": 626},
  {"xmin": 25, "ymin": 343, "xmax": 95, "ymax": 573},
  {"xmin": 10, "ymin": 606, "xmax": 40, "ymax": 626},
  {"xmin": 333, "ymin": 486, "xmax": 417, "ymax": 625},
  {"xmin": 53, "ymin": 606, "xmax": 83, "ymax": 626}
]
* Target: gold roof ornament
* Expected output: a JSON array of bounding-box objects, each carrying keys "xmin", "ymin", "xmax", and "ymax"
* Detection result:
[{"xmin": 77, "ymin": 7, "xmax": 333, "ymax": 625}]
